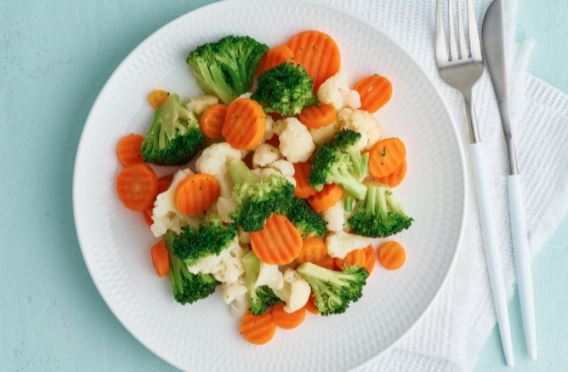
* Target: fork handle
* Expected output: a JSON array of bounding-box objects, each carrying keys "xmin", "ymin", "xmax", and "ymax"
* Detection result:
[{"xmin": 470, "ymin": 142, "xmax": 515, "ymax": 366}]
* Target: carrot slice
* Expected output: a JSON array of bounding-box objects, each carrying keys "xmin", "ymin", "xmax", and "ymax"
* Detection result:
[
  {"xmin": 296, "ymin": 237, "xmax": 334, "ymax": 270},
  {"xmin": 256, "ymin": 45, "xmax": 295, "ymax": 76},
  {"xmin": 157, "ymin": 174, "xmax": 174, "ymax": 194},
  {"xmin": 293, "ymin": 161, "xmax": 317, "ymax": 199},
  {"xmin": 272, "ymin": 304, "xmax": 306, "ymax": 329},
  {"xmin": 288, "ymin": 30, "xmax": 341, "ymax": 90},
  {"xmin": 368, "ymin": 138, "xmax": 406, "ymax": 179},
  {"xmin": 199, "ymin": 103, "xmax": 227, "ymax": 139},
  {"xmin": 307, "ymin": 184, "xmax": 343, "ymax": 213},
  {"xmin": 151, "ymin": 240, "xmax": 170, "ymax": 277},
  {"xmin": 378, "ymin": 241, "xmax": 406, "ymax": 270},
  {"xmin": 240, "ymin": 310, "xmax": 277, "ymax": 345},
  {"xmin": 147, "ymin": 89, "xmax": 170, "ymax": 109},
  {"xmin": 116, "ymin": 134, "xmax": 145, "ymax": 166},
  {"xmin": 305, "ymin": 295, "xmax": 319, "ymax": 314},
  {"xmin": 250, "ymin": 214, "xmax": 302, "ymax": 265},
  {"xmin": 298, "ymin": 103, "xmax": 336, "ymax": 129},
  {"xmin": 222, "ymin": 98, "xmax": 266, "ymax": 150},
  {"xmin": 335, "ymin": 245, "xmax": 376, "ymax": 274},
  {"xmin": 354, "ymin": 75, "xmax": 392, "ymax": 113},
  {"xmin": 376, "ymin": 159, "xmax": 407, "ymax": 188},
  {"xmin": 116, "ymin": 163, "xmax": 158, "ymax": 211},
  {"xmin": 174, "ymin": 173, "xmax": 220, "ymax": 216}
]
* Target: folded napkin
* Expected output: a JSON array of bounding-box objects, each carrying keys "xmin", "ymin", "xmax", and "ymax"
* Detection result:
[{"xmin": 306, "ymin": 0, "xmax": 568, "ymax": 371}]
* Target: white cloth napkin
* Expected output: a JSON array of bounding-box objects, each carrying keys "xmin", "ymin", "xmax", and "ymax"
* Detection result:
[{"xmin": 306, "ymin": 0, "xmax": 568, "ymax": 371}]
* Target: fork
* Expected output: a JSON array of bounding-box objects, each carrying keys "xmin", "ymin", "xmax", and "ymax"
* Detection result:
[{"xmin": 435, "ymin": 0, "xmax": 514, "ymax": 366}]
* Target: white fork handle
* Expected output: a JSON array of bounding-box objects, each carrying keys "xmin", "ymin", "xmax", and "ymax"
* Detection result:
[
  {"xmin": 470, "ymin": 143, "xmax": 515, "ymax": 366},
  {"xmin": 508, "ymin": 175, "xmax": 538, "ymax": 360}
]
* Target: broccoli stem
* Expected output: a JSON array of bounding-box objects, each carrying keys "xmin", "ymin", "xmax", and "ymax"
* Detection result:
[
  {"xmin": 329, "ymin": 168, "xmax": 367, "ymax": 200},
  {"xmin": 344, "ymin": 196, "xmax": 354, "ymax": 212},
  {"xmin": 227, "ymin": 159, "xmax": 260, "ymax": 186}
]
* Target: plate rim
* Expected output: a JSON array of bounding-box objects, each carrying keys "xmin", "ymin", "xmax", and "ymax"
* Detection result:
[{"xmin": 72, "ymin": 0, "xmax": 468, "ymax": 370}]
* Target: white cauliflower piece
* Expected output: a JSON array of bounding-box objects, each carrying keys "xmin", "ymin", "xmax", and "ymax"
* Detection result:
[
  {"xmin": 309, "ymin": 121, "xmax": 341, "ymax": 146},
  {"xmin": 255, "ymin": 263, "xmax": 285, "ymax": 291},
  {"xmin": 277, "ymin": 117, "xmax": 315, "ymax": 163},
  {"xmin": 151, "ymin": 169, "xmax": 199, "ymax": 237},
  {"xmin": 253, "ymin": 144, "xmax": 281, "ymax": 168},
  {"xmin": 187, "ymin": 238, "xmax": 245, "ymax": 283},
  {"xmin": 337, "ymin": 108, "xmax": 382, "ymax": 150},
  {"xmin": 222, "ymin": 278, "xmax": 249, "ymax": 317},
  {"xmin": 196, "ymin": 142, "xmax": 245, "ymax": 197},
  {"xmin": 326, "ymin": 231, "xmax": 375, "ymax": 259},
  {"xmin": 323, "ymin": 199, "xmax": 346, "ymax": 232},
  {"xmin": 216, "ymin": 196, "xmax": 237, "ymax": 223},
  {"xmin": 252, "ymin": 159, "xmax": 296, "ymax": 187},
  {"xmin": 274, "ymin": 269, "xmax": 311, "ymax": 313},
  {"xmin": 317, "ymin": 74, "xmax": 361, "ymax": 110},
  {"xmin": 186, "ymin": 95, "xmax": 219, "ymax": 116},
  {"xmin": 272, "ymin": 119, "xmax": 287, "ymax": 136},
  {"xmin": 238, "ymin": 92, "xmax": 253, "ymax": 99},
  {"xmin": 264, "ymin": 115, "xmax": 275, "ymax": 141}
]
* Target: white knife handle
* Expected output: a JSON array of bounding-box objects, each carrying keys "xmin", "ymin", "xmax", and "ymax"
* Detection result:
[
  {"xmin": 507, "ymin": 175, "xmax": 538, "ymax": 360},
  {"xmin": 470, "ymin": 143, "xmax": 515, "ymax": 366}
]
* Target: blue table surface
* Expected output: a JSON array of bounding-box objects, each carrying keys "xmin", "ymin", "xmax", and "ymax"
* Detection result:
[{"xmin": 1, "ymin": 1, "xmax": 566, "ymax": 371}]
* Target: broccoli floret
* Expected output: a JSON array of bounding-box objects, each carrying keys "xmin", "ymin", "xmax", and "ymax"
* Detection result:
[
  {"xmin": 309, "ymin": 129, "xmax": 369, "ymax": 200},
  {"xmin": 163, "ymin": 232, "xmax": 218, "ymax": 304},
  {"xmin": 252, "ymin": 63, "xmax": 317, "ymax": 116},
  {"xmin": 242, "ymin": 251, "xmax": 281, "ymax": 315},
  {"xmin": 141, "ymin": 93, "xmax": 205, "ymax": 165},
  {"xmin": 172, "ymin": 217, "xmax": 237, "ymax": 266},
  {"xmin": 348, "ymin": 182, "xmax": 413, "ymax": 237},
  {"xmin": 227, "ymin": 159, "xmax": 294, "ymax": 232},
  {"xmin": 286, "ymin": 198, "xmax": 325, "ymax": 237},
  {"xmin": 187, "ymin": 35, "xmax": 268, "ymax": 104},
  {"xmin": 297, "ymin": 262, "xmax": 368, "ymax": 315}
]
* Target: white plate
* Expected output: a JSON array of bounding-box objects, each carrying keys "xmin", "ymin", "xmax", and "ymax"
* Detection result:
[{"xmin": 73, "ymin": 0, "xmax": 466, "ymax": 370}]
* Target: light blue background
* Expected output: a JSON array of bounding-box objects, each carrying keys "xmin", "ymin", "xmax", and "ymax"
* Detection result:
[{"xmin": 0, "ymin": 1, "xmax": 566, "ymax": 371}]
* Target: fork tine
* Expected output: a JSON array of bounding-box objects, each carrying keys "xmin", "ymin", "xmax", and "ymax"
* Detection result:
[
  {"xmin": 435, "ymin": 0, "xmax": 449, "ymax": 65},
  {"xmin": 457, "ymin": 0, "xmax": 468, "ymax": 58},
  {"xmin": 447, "ymin": 0, "xmax": 458, "ymax": 60},
  {"xmin": 467, "ymin": 0, "xmax": 482, "ymax": 60}
]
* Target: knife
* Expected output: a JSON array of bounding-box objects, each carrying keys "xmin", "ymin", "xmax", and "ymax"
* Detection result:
[{"xmin": 483, "ymin": 0, "xmax": 537, "ymax": 360}]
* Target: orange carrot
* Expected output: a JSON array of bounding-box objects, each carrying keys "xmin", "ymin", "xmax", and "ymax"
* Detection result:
[
  {"xmin": 199, "ymin": 103, "xmax": 227, "ymax": 139},
  {"xmin": 305, "ymin": 295, "xmax": 319, "ymax": 314},
  {"xmin": 353, "ymin": 75, "xmax": 392, "ymax": 113},
  {"xmin": 151, "ymin": 240, "xmax": 170, "ymax": 277},
  {"xmin": 335, "ymin": 245, "xmax": 376, "ymax": 274},
  {"xmin": 116, "ymin": 163, "xmax": 158, "ymax": 211},
  {"xmin": 256, "ymin": 45, "xmax": 295, "ymax": 76},
  {"xmin": 363, "ymin": 245, "xmax": 377, "ymax": 274},
  {"xmin": 296, "ymin": 237, "xmax": 335, "ymax": 270},
  {"xmin": 368, "ymin": 137, "xmax": 406, "ymax": 179},
  {"xmin": 142, "ymin": 207, "xmax": 153, "ymax": 225},
  {"xmin": 240, "ymin": 310, "xmax": 277, "ymax": 345},
  {"xmin": 288, "ymin": 30, "xmax": 341, "ymax": 90},
  {"xmin": 272, "ymin": 304, "xmax": 306, "ymax": 329},
  {"xmin": 222, "ymin": 98, "xmax": 266, "ymax": 150},
  {"xmin": 378, "ymin": 241, "xmax": 406, "ymax": 270},
  {"xmin": 293, "ymin": 161, "xmax": 317, "ymax": 199},
  {"xmin": 376, "ymin": 159, "xmax": 407, "ymax": 188},
  {"xmin": 147, "ymin": 89, "xmax": 170, "ymax": 109},
  {"xmin": 157, "ymin": 174, "xmax": 174, "ymax": 194},
  {"xmin": 116, "ymin": 134, "xmax": 145, "ymax": 166},
  {"xmin": 298, "ymin": 103, "xmax": 336, "ymax": 129},
  {"xmin": 174, "ymin": 173, "xmax": 220, "ymax": 216},
  {"xmin": 250, "ymin": 214, "xmax": 302, "ymax": 265},
  {"xmin": 307, "ymin": 184, "xmax": 343, "ymax": 213}
]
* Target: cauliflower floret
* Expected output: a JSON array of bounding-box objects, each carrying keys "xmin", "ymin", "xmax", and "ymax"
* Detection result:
[
  {"xmin": 187, "ymin": 238, "xmax": 245, "ymax": 283},
  {"xmin": 222, "ymin": 278, "xmax": 249, "ymax": 317},
  {"xmin": 253, "ymin": 144, "xmax": 281, "ymax": 168},
  {"xmin": 151, "ymin": 169, "xmax": 199, "ymax": 237},
  {"xmin": 186, "ymin": 95, "xmax": 219, "ymax": 116},
  {"xmin": 255, "ymin": 263, "xmax": 285, "ymax": 290},
  {"xmin": 277, "ymin": 118, "xmax": 315, "ymax": 163},
  {"xmin": 326, "ymin": 231, "xmax": 375, "ymax": 259},
  {"xmin": 274, "ymin": 269, "xmax": 311, "ymax": 313},
  {"xmin": 267, "ymin": 159, "xmax": 294, "ymax": 177},
  {"xmin": 264, "ymin": 115, "xmax": 275, "ymax": 141},
  {"xmin": 196, "ymin": 143, "xmax": 246, "ymax": 197},
  {"xmin": 216, "ymin": 196, "xmax": 237, "ymax": 223},
  {"xmin": 309, "ymin": 121, "xmax": 341, "ymax": 146},
  {"xmin": 238, "ymin": 92, "xmax": 253, "ymax": 99},
  {"xmin": 317, "ymin": 74, "xmax": 361, "ymax": 110},
  {"xmin": 323, "ymin": 199, "xmax": 346, "ymax": 232},
  {"xmin": 337, "ymin": 108, "xmax": 382, "ymax": 150}
]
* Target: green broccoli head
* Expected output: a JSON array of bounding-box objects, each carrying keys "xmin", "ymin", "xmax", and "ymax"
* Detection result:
[
  {"xmin": 297, "ymin": 262, "xmax": 368, "ymax": 315},
  {"xmin": 164, "ymin": 232, "xmax": 218, "ymax": 304},
  {"xmin": 187, "ymin": 35, "xmax": 268, "ymax": 104},
  {"xmin": 309, "ymin": 129, "xmax": 369, "ymax": 200},
  {"xmin": 286, "ymin": 198, "xmax": 326, "ymax": 237},
  {"xmin": 252, "ymin": 63, "xmax": 317, "ymax": 116},
  {"xmin": 171, "ymin": 217, "xmax": 237, "ymax": 266},
  {"xmin": 242, "ymin": 251, "xmax": 281, "ymax": 315},
  {"xmin": 141, "ymin": 93, "xmax": 205, "ymax": 165},
  {"xmin": 226, "ymin": 159, "xmax": 294, "ymax": 232},
  {"xmin": 348, "ymin": 182, "xmax": 413, "ymax": 237}
]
